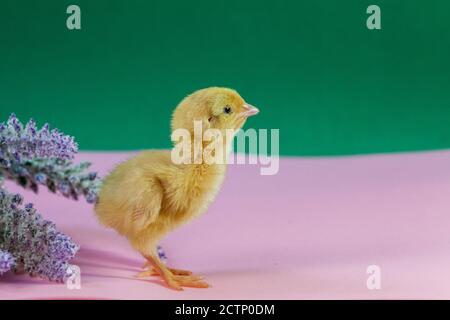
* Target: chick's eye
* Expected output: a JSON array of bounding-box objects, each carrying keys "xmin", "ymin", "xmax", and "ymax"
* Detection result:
[{"xmin": 223, "ymin": 106, "xmax": 232, "ymax": 114}]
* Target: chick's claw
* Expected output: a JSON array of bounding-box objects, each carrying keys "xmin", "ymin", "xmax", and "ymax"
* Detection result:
[
  {"xmin": 168, "ymin": 268, "xmax": 193, "ymax": 276},
  {"xmin": 173, "ymin": 274, "xmax": 204, "ymax": 281},
  {"xmin": 172, "ymin": 275, "xmax": 210, "ymax": 288},
  {"xmin": 135, "ymin": 268, "xmax": 158, "ymax": 278},
  {"xmin": 140, "ymin": 263, "xmax": 193, "ymax": 276},
  {"xmin": 166, "ymin": 277, "xmax": 183, "ymax": 291},
  {"xmin": 136, "ymin": 267, "xmax": 208, "ymax": 289}
]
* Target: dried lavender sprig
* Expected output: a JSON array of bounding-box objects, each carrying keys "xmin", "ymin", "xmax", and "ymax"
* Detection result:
[
  {"xmin": 2, "ymin": 158, "xmax": 101, "ymax": 204},
  {"xmin": 0, "ymin": 114, "xmax": 100, "ymax": 204},
  {"xmin": 0, "ymin": 249, "xmax": 15, "ymax": 275},
  {"xmin": 0, "ymin": 112, "xmax": 166, "ymax": 280},
  {"xmin": 0, "ymin": 188, "xmax": 79, "ymax": 281},
  {"xmin": 0, "ymin": 113, "xmax": 78, "ymax": 164},
  {"xmin": 157, "ymin": 245, "xmax": 167, "ymax": 263}
]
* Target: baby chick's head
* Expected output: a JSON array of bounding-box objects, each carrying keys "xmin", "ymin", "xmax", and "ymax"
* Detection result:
[{"xmin": 171, "ymin": 87, "xmax": 259, "ymax": 135}]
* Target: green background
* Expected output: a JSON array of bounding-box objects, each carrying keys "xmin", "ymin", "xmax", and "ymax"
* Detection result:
[{"xmin": 1, "ymin": 0, "xmax": 449, "ymax": 156}]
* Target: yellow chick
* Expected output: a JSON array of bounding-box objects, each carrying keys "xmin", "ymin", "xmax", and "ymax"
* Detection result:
[{"xmin": 95, "ymin": 87, "xmax": 259, "ymax": 290}]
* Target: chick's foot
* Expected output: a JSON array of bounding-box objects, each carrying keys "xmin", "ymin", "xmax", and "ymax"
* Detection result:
[
  {"xmin": 172, "ymin": 275, "xmax": 210, "ymax": 288},
  {"xmin": 140, "ymin": 262, "xmax": 193, "ymax": 275},
  {"xmin": 136, "ymin": 264, "xmax": 209, "ymax": 290}
]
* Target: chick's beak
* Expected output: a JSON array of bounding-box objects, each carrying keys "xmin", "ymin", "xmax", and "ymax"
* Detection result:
[{"xmin": 241, "ymin": 103, "xmax": 259, "ymax": 118}]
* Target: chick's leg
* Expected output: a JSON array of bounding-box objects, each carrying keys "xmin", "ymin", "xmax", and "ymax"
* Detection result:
[
  {"xmin": 137, "ymin": 254, "xmax": 209, "ymax": 290},
  {"xmin": 141, "ymin": 260, "xmax": 192, "ymax": 275},
  {"xmin": 143, "ymin": 254, "xmax": 182, "ymax": 290}
]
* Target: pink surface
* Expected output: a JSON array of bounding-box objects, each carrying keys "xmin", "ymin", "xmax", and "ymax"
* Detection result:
[{"xmin": 2, "ymin": 150, "xmax": 450, "ymax": 299}]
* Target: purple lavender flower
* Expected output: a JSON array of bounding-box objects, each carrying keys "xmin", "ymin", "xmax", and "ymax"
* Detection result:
[
  {"xmin": 0, "ymin": 249, "xmax": 15, "ymax": 275},
  {"xmin": 3, "ymin": 158, "xmax": 101, "ymax": 203},
  {"xmin": 0, "ymin": 114, "xmax": 78, "ymax": 163},
  {"xmin": 0, "ymin": 113, "xmax": 167, "ymax": 283},
  {"xmin": 157, "ymin": 245, "xmax": 167, "ymax": 263},
  {"xmin": 0, "ymin": 114, "xmax": 101, "ymax": 204},
  {"xmin": 0, "ymin": 188, "xmax": 79, "ymax": 281},
  {"xmin": 34, "ymin": 173, "xmax": 47, "ymax": 184}
]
